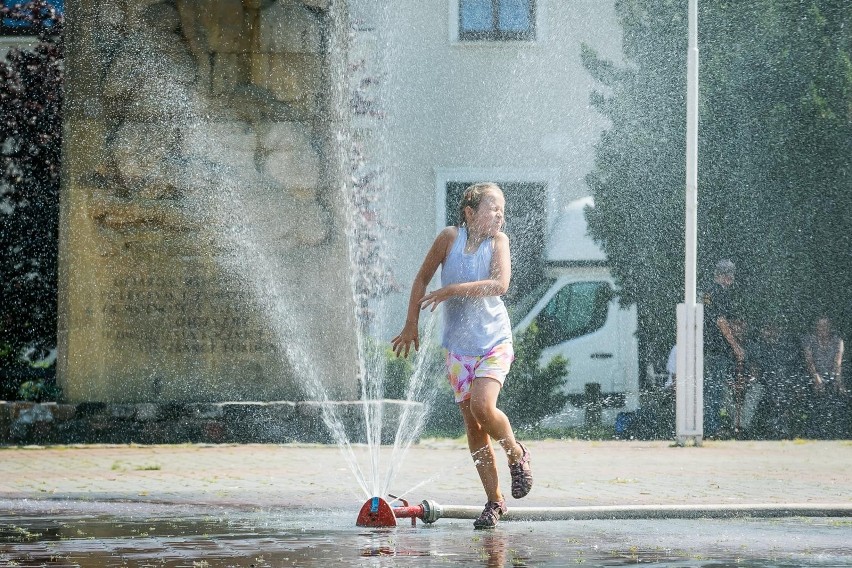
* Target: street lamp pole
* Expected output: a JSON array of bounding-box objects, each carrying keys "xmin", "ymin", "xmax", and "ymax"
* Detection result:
[{"xmin": 676, "ymin": 0, "xmax": 704, "ymax": 445}]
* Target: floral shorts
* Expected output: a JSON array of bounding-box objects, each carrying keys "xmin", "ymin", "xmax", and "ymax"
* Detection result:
[{"xmin": 446, "ymin": 342, "xmax": 514, "ymax": 403}]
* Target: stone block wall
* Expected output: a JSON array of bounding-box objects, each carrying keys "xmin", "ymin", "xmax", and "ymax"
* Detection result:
[
  {"xmin": 0, "ymin": 399, "xmax": 419, "ymax": 445},
  {"xmin": 57, "ymin": 0, "xmax": 358, "ymax": 403}
]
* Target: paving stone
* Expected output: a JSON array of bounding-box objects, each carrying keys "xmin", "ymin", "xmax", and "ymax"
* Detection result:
[{"xmin": 0, "ymin": 440, "xmax": 848, "ymax": 513}]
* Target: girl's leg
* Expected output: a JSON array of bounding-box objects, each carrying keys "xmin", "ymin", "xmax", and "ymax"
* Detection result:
[
  {"xmin": 459, "ymin": 400, "xmax": 502, "ymax": 502},
  {"xmin": 468, "ymin": 377, "xmax": 524, "ymax": 464}
]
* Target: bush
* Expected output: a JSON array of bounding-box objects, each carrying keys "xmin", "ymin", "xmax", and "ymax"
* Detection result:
[
  {"xmin": 0, "ymin": 341, "xmax": 59, "ymax": 401},
  {"xmin": 18, "ymin": 377, "xmax": 59, "ymax": 402},
  {"xmin": 381, "ymin": 344, "xmax": 411, "ymax": 401},
  {"xmin": 0, "ymin": 1, "xmax": 63, "ymax": 398},
  {"xmin": 501, "ymin": 322, "xmax": 569, "ymax": 431},
  {"xmin": 380, "ymin": 341, "xmax": 464, "ymax": 438},
  {"xmin": 422, "ymin": 377, "xmax": 465, "ymax": 439},
  {"xmin": 359, "ymin": 336, "xmax": 411, "ymax": 400}
]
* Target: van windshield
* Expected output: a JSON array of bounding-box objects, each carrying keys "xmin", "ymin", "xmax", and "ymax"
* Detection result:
[
  {"xmin": 535, "ymin": 281, "xmax": 613, "ymax": 347},
  {"xmin": 508, "ymin": 278, "xmax": 556, "ymax": 323}
]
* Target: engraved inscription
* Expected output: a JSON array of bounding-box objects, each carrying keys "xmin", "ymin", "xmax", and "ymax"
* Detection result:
[{"xmin": 101, "ymin": 274, "xmax": 276, "ymax": 355}]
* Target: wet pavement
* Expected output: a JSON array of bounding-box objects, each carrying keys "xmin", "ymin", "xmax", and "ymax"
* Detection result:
[
  {"xmin": 1, "ymin": 439, "xmax": 851, "ymax": 566},
  {"xmin": 3, "ymin": 506, "xmax": 851, "ymax": 567}
]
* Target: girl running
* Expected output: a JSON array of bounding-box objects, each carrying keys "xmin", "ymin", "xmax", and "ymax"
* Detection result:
[{"xmin": 392, "ymin": 182, "xmax": 532, "ymax": 528}]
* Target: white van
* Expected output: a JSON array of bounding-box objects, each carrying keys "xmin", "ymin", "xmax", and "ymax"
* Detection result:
[{"xmin": 512, "ymin": 197, "xmax": 640, "ymax": 428}]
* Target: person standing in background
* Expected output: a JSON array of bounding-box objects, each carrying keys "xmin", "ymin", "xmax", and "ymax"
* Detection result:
[
  {"xmin": 802, "ymin": 316, "xmax": 846, "ymax": 438},
  {"xmin": 751, "ymin": 319, "xmax": 801, "ymax": 439},
  {"xmin": 701, "ymin": 259, "xmax": 745, "ymax": 438}
]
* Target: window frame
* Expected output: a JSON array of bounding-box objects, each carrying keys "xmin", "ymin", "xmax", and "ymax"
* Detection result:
[
  {"xmin": 449, "ymin": 0, "xmax": 543, "ymax": 45},
  {"xmin": 534, "ymin": 280, "xmax": 613, "ymax": 348},
  {"xmin": 0, "ymin": 0, "xmax": 63, "ymax": 37},
  {"xmin": 458, "ymin": 0, "xmax": 536, "ymax": 42}
]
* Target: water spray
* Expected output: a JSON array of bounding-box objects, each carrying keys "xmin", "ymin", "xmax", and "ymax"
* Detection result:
[{"xmin": 356, "ymin": 497, "xmax": 852, "ymax": 527}]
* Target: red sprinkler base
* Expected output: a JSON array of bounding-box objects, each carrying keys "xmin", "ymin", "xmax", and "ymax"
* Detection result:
[{"xmin": 356, "ymin": 497, "xmax": 431, "ymax": 527}]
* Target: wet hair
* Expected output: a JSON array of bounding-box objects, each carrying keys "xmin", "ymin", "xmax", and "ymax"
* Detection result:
[{"xmin": 457, "ymin": 182, "xmax": 502, "ymax": 227}]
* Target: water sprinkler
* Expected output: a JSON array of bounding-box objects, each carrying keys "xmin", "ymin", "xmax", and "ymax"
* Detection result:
[{"xmin": 356, "ymin": 496, "xmax": 440, "ymax": 527}]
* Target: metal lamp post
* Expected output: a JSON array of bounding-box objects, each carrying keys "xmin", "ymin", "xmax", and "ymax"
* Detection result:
[{"xmin": 676, "ymin": 0, "xmax": 704, "ymax": 445}]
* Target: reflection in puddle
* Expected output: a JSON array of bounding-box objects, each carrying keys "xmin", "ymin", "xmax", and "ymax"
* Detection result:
[{"xmin": 1, "ymin": 509, "xmax": 850, "ymax": 567}]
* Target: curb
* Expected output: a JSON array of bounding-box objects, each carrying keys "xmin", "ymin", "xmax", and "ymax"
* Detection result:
[{"xmin": 0, "ymin": 399, "xmax": 423, "ymax": 445}]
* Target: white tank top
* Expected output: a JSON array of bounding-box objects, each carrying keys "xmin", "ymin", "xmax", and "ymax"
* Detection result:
[{"xmin": 441, "ymin": 227, "xmax": 513, "ymax": 355}]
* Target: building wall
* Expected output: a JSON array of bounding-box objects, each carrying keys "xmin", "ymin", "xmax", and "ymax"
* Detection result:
[{"xmin": 350, "ymin": 0, "xmax": 623, "ymax": 337}]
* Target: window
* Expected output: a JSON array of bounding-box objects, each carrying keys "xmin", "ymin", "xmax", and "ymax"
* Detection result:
[
  {"xmin": 1, "ymin": 0, "xmax": 63, "ymax": 36},
  {"xmin": 535, "ymin": 281, "xmax": 612, "ymax": 348},
  {"xmin": 459, "ymin": 0, "xmax": 535, "ymax": 42},
  {"xmin": 508, "ymin": 277, "xmax": 555, "ymax": 323}
]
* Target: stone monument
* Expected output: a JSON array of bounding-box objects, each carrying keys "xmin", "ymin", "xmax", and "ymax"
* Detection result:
[{"xmin": 57, "ymin": 0, "xmax": 359, "ymax": 403}]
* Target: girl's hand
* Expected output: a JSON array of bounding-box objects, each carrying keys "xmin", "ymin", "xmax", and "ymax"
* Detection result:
[
  {"xmin": 391, "ymin": 323, "xmax": 419, "ymax": 358},
  {"xmin": 419, "ymin": 287, "xmax": 452, "ymax": 312}
]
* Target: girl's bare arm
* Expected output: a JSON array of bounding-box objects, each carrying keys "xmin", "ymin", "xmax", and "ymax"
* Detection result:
[
  {"xmin": 835, "ymin": 340, "xmax": 845, "ymax": 392},
  {"xmin": 391, "ymin": 227, "xmax": 455, "ymax": 357},
  {"xmin": 803, "ymin": 345, "xmax": 822, "ymax": 384}
]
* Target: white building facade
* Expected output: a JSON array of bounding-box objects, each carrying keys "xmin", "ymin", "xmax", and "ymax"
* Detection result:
[{"xmin": 348, "ymin": 0, "xmax": 623, "ymax": 336}]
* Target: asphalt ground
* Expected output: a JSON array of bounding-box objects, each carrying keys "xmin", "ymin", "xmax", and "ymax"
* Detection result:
[{"xmin": 2, "ymin": 439, "xmax": 850, "ymax": 515}]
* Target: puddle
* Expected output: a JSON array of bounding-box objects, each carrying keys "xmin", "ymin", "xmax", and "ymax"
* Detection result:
[{"xmin": 1, "ymin": 504, "xmax": 850, "ymax": 567}]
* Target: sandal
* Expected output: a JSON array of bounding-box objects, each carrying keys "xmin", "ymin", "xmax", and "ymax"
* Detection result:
[
  {"xmin": 473, "ymin": 499, "xmax": 507, "ymax": 529},
  {"xmin": 509, "ymin": 442, "xmax": 533, "ymax": 499}
]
